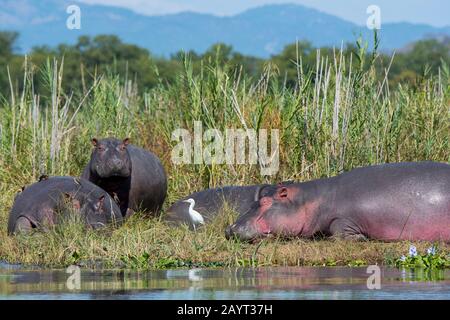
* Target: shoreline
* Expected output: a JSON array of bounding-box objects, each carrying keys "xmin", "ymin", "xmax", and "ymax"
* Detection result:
[{"xmin": 1, "ymin": 215, "xmax": 449, "ymax": 270}]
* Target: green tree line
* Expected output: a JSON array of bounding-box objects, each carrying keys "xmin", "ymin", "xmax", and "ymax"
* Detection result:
[{"xmin": 0, "ymin": 31, "xmax": 449, "ymax": 97}]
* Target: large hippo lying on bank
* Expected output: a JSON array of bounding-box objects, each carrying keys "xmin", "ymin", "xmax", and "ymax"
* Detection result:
[
  {"xmin": 82, "ymin": 138, "xmax": 167, "ymax": 217},
  {"xmin": 165, "ymin": 184, "xmax": 287, "ymax": 229},
  {"xmin": 8, "ymin": 176, "xmax": 123, "ymax": 235},
  {"xmin": 226, "ymin": 162, "xmax": 450, "ymax": 242}
]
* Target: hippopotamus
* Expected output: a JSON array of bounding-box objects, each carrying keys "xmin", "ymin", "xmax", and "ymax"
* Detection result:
[
  {"xmin": 7, "ymin": 176, "xmax": 123, "ymax": 235},
  {"xmin": 226, "ymin": 162, "xmax": 450, "ymax": 242},
  {"xmin": 164, "ymin": 184, "xmax": 286, "ymax": 229},
  {"xmin": 81, "ymin": 137, "xmax": 167, "ymax": 217}
]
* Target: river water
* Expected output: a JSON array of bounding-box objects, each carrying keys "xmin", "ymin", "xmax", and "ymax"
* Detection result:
[{"xmin": 0, "ymin": 262, "xmax": 449, "ymax": 299}]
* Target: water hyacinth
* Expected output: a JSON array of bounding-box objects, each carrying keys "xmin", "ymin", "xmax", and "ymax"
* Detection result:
[
  {"xmin": 427, "ymin": 246, "xmax": 437, "ymax": 256},
  {"xmin": 409, "ymin": 245, "xmax": 418, "ymax": 257},
  {"xmin": 396, "ymin": 245, "xmax": 449, "ymax": 269}
]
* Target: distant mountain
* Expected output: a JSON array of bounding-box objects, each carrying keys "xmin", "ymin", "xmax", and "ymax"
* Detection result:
[{"xmin": 1, "ymin": 0, "xmax": 449, "ymax": 57}]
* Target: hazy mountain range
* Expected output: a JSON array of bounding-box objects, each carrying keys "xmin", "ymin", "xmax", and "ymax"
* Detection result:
[{"xmin": 1, "ymin": 0, "xmax": 449, "ymax": 57}]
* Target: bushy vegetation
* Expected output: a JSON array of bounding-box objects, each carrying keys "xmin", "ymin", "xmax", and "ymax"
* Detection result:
[
  {"xmin": 0, "ymin": 31, "xmax": 448, "ymax": 269},
  {"xmin": 1, "ymin": 31, "xmax": 449, "ymax": 95},
  {"xmin": 395, "ymin": 245, "xmax": 450, "ymax": 269}
]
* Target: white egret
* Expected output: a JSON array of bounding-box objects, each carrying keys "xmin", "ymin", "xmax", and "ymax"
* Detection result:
[
  {"xmin": 188, "ymin": 268, "xmax": 203, "ymax": 282},
  {"xmin": 183, "ymin": 198, "xmax": 204, "ymax": 230}
]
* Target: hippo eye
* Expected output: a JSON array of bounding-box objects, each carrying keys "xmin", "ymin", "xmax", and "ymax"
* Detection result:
[{"xmin": 97, "ymin": 146, "xmax": 105, "ymax": 152}]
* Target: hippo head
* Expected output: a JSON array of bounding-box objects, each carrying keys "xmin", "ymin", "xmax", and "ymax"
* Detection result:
[
  {"xmin": 58, "ymin": 186, "xmax": 122, "ymax": 229},
  {"xmin": 225, "ymin": 184, "xmax": 318, "ymax": 241},
  {"xmin": 67, "ymin": 192, "xmax": 122, "ymax": 229},
  {"xmin": 89, "ymin": 137, "xmax": 132, "ymax": 178}
]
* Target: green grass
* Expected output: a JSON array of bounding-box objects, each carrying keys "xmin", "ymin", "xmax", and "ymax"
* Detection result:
[{"xmin": 0, "ymin": 48, "xmax": 449, "ymax": 269}]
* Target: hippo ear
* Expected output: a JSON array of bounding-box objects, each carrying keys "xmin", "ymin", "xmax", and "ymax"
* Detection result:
[
  {"xmin": 122, "ymin": 138, "xmax": 130, "ymax": 146},
  {"xmin": 254, "ymin": 186, "xmax": 264, "ymax": 201},
  {"xmin": 95, "ymin": 195, "xmax": 105, "ymax": 211},
  {"xmin": 63, "ymin": 193, "xmax": 81, "ymax": 210},
  {"xmin": 63, "ymin": 193, "xmax": 72, "ymax": 202},
  {"xmin": 92, "ymin": 138, "xmax": 98, "ymax": 147},
  {"xmin": 257, "ymin": 185, "xmax": 275, "ymax": 200}
]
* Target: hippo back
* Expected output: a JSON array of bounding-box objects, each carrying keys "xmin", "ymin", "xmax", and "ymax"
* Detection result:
[{"xmin": 127, "ymin": 145, "xmax": 167, "ymax": 214}]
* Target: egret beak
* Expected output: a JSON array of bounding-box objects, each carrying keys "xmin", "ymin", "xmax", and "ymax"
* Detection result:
[{"xmin": 183, "ymin": 200, "xmax": 190, "ymax": 203}]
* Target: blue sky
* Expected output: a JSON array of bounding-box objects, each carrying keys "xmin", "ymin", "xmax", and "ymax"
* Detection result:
[{"xmin": 78, "ymin": 0, "xmax": 450, "ymax": 27}]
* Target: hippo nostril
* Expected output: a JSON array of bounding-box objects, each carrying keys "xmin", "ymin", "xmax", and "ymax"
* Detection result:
[{"xmin": 110, "ymin": 158, "xmax": 123, "ymax": 169}]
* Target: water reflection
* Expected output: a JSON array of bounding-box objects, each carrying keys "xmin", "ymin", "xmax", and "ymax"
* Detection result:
[{"xmin": 0, "ymin": 263, "xmax": 449, "ymax": 299}]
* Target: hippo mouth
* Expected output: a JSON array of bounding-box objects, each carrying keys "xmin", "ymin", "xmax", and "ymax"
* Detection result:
[
  {"xmin": 104, "ymin": 172, "xmax": 130, "ymax": 178},
  {"xmin": 224, "ymin": 201, "xmax": 273, "ymax": 241},
  {"xmin": 252, "ymin": 228, "xmax": 275, "ymax": 241},
  {"xmin": 94, "ymin": 165, "xmax": 131, "ymax": 179}
]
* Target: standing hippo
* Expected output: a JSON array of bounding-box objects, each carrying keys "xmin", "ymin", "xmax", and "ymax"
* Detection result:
[
  {"xmin": 82, "ymin": 138, "xmax": 167, "ymax": 217},
  {"xmin": 165, "ymin": 184, "xmax": 288, "ymax": 229},
  {"xmin": 226, "ymin": 162, "xmax": 450, "ymax": 242},
  {"xmin": 8, "ymin": 176, "xmax": 123, "ymax": 235}
]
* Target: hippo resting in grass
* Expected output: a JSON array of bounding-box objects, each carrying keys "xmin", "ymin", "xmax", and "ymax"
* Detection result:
[
  {"xmin": 82, "ymin": 138, "xmax": 167, "ymax": 217},
  {"xmin": 226, "ymin": 162, "xmax": 450, "ymax": 242},
  {"xmin": 164, "ymin": 184, "xmax": 289, "ymax": 229},
  {"xmin": 8, "ymin": 176, "xmax": 123, "ymax": 235}
]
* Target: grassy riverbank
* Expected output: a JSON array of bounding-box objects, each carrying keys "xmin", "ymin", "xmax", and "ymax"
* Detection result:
[
  {"xmin": 0, "ymin": 47, "xmax": 449, "ymax": 269},
  {"xmin": 1, "ymin": 211, "xmax": 450, "ymax": 268}
]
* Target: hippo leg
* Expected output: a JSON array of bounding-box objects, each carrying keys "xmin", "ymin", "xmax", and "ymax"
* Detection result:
[
  {"xmin": 329, "ymin": 219, "xmax": 368, "ymax": 241},
  {"xmin": 14, "ymin": 216, "xmax": 34, "ymax": 234},
  {"xmin": 125, "ymin": 208, "xmax": 135, "ymax": 219}
]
